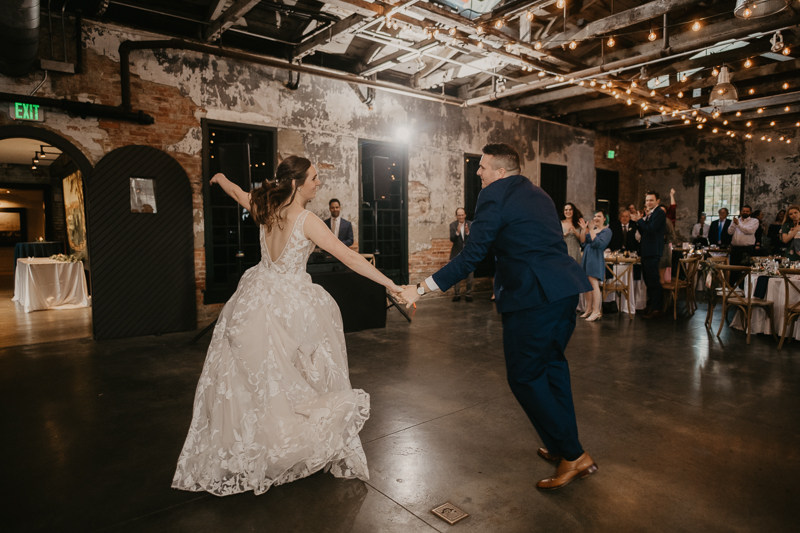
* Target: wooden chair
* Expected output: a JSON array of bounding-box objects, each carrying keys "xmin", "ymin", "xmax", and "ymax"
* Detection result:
[
  {"xmin": 704, "ymin": 255, "xmax": 733, "ymax": 328},
  {"xmin": 714, "ymin": 265, "xmax": 778, "ymax": 344},
  {"xmin": 602, "ymin": 256, "xmax": 637, "ymax": 319},
  {"xmin": 777, "ymin": 268, "xmax": 800, "ymax": 350},
  {"xmin": 662, "ymin": 256, "xmax": 701, "ymax": 319}
]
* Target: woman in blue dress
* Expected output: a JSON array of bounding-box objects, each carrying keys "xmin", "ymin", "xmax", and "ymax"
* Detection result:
[{"xmin": 579, "ymin": 210, "xmax": 612, "ymax": 322}]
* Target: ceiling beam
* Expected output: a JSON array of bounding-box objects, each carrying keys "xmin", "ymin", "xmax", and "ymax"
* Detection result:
[
  {"xmin": 542, "ymin": 0, "xmax": 705, "ymax": 51},
  {"xmin": 206, "ymin": 0, "xmax": 227, "ymax": 22},
  {"xmin": 359, "ymin": 39, "xmax": 440, "ymax": 76},
  {"xmin": 205, "ymin": 0, "xmax": 262, "ymax": 42},
  {"xmin": 293, "ymin": 14, "xmax": 367, "ymax": 60},
  {"xmin": 667, "ymin": 58, "xmax": 800, "ymax": 96},
  {"xmin": 503, "ymin": 85, "xmax": 596, "ymax": 108}
]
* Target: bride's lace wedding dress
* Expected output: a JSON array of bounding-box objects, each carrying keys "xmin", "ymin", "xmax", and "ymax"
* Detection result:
[{"xmin": 172, "ymin": 210, "xmax": 370, "ymax": 496}]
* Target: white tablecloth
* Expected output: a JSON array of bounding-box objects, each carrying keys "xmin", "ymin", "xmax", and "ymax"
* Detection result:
[
  {"xmin": 731, "ymin": 274, "xmax": 800, "ymax": 340},
  {"xmin": 13, "ymin": 258, "xmax": 91, "ymax": 313}
]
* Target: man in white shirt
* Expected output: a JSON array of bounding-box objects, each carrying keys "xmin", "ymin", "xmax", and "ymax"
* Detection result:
[
  {"xmin": 728, "ymin": 205, "xmax": 759, "ymax": 267},
  {"xmin": 324, "ymin": 198, "xmax": 354, "ymax": 247},
  {"xmin": 448, "ymin": 208, "xmax": 473, "ymax": 302}
]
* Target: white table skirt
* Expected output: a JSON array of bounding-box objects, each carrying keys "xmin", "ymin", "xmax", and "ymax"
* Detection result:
[
  {"xmin": 13, "ymin": 258, "xmax": 91, "ymax": 313},
  {"xmin": 730, "ymin": 274, "xmax": 800, "ymax": 340},
  {"xmin": 577, "ymin": 264, "xmax": 647, "ymax": 314}
]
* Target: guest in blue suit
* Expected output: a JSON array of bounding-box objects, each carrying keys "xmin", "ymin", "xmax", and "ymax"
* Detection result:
[
  {"xmin": 400, "ymin": 143, "xmax": 597, "ymax": 490},
  {"xmin": 631, "ymin": 191, "xmax": 666, "ymax": 319},
  {"xmin": 579, "ymin": 210, "xmax": 612, "ymax": 322},
  {"xmin": 324, "ymin": 198, "xmax": 354, "ymax": 247}
]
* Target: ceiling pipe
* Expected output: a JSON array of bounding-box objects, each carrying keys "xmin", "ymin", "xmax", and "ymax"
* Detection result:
[
  {"xmin": 0, "ymin": 0, "xmax": 41, "ymax": 78},
  {"xmin": 118, "ymin": 39, "xmax": 464, "ymax": 112}
]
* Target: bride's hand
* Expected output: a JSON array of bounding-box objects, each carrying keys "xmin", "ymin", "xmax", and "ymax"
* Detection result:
[
  {"xmin": 388, "ymin": 283, "xmax": 404, "ymax": 295},
  {"xmin": 210, "ymin": 172, "xmax": 226, "ymax": 186}
]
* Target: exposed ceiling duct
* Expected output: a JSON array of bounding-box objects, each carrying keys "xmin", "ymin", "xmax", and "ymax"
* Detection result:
[
  {"xmin": 0, "ymin": 0, "xmax": 41, "ymax": 78},
  {"xmin": 734, "ymin": 0, "xmax": 790, "ymax": 19}
]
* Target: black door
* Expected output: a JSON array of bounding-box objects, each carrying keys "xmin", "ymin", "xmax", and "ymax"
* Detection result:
[
  {"xmin": 540, "ymin": 163, "xmax": 568, "ymax": 213},
  {"xmin": 464, "ymin": 154, "xmax": 494, "ymax": 278},
  {"xmin": 359, "ymin": 140, "xmax": 408, "ymax": 285},
  {"xmin": 87, "ymin": 145, "xmax": 195, "ymax": 340},
  {"xmin": 596, "ymin": 169, "xmax": 620, "ymax": 223}
]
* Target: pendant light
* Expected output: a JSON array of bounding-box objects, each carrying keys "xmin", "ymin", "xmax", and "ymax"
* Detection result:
[
  {"xmin": 709, "ymin": 66, "xmax": 738, "ymax": 107},
  {"xmin": 734, "ymin": 0, "xmax": 789, "ymax": 19}
]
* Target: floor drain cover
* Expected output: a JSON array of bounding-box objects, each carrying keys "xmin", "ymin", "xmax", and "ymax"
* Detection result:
[{"xmin": 431, "ymin": 502, "xmax": 469, "ymax": 525}]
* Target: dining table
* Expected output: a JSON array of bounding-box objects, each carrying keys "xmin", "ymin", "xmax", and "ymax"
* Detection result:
[
  {"xmin": 730, "ymin": 272, "xmax": 800, "ymax": 341},
  {"xmin": 13, "ymin": 258, "xmax": 91, "ymax": 313}
]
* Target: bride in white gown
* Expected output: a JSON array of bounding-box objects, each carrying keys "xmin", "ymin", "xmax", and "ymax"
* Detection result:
[{"xmin": 172, "ymin": 156, "xmax": 403, "ymax": 496}]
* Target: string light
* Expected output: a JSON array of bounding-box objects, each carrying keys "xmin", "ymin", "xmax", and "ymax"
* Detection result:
[
  {"xmin": 757, "ymin": 108, "xmax": 764, "ymax": 113},
  {"xmin": 601, "ymin": 83, "xmax": 608, "ymax": 89},
  {"xmin": 788, "ymin": 139, "xmax": 792, "ymax": 144},
  {"xmin": 614, "ymin": 93, "xmax": 620, "ymax": 99},
  {"xmin": 505, "ymin": 43, "xmax": 514, "ymax": 52},
  {"xmin": 761, "ymin": 136, "xmax": 766, "ymax": 140},
  {"xmin": 590, "ymin": 79, "xmax": 596, "ymax": 86},
  {"xmin": 677, "ymin": 91, "xmax": 683, "ymax": 98},
  {"xmin": 626, "ymin": 88, "xmax": 632, "ymax": 94},
  {"xmin": 648, "ymin": 30, "xmax": 657, "ymax": 42},
  {"xmin": 433, "ymin": 28, "xmax": 440, "ymax": 37},
  {"xmin": 713, "ymin": 128, "xmax": 718, "ymax": 133},
  {"xmin": 742, "ymin": 7, "xmax": 753, "ymax": 18},
  {"xmin": 534, "ymin": 41, "xmax": 542, "ymax": 50},
  {"xmin": 631, "ymin": 81, "xmax": 637, "ymax": 88},
  {"xmin": 744, "ymin": 58, "xmax": 753, "ymax": 68},
  {"xmin": 476, "ymin": 25, "xmax": 484, "ymax": 35},
  {"xmin": 692, "ymin": 110, "xmax": 698, "ymax": 116},
  {"xmin": 627, "ymin": 99, "xmax": 632, "ymax": 105},
  {"xmin": 697, "ymin": 124, "xmax": 703, "ymax": 129},
  {"xmin": 783, "ymin": 47, "xmax": 791, "ymax": 56},
  {"xmin": 477, "ymin": 40, "xmax": 484, "ymax": 49},
  {"xmin": 783, "ymin": 83, "xmax": 790, "ymax": 90},
  {"xmin": 569, "ymin": 78, "xmax": 575, "ymax": 84},
  {"xmin": 736, "ymin": 111, "xmax": 742, "ymax": 116},
  {"xmin": 770, "ymin": 121, "xmax": 776, "ymax": 126},
  {"xmin": 768, "ymin": 137, "xmax": 772, "ymax": 142},
  {"xmin": 579, "ymin": 80, "xmax": 585, "ymax": 86},
  {"xmin": 526, "ymin": 11, "xmax": 534, "ymax": 21},
  {"xmin": 692, "ymin": 21, "xmax": 701, "ymax": 31},
  {"xmin": 607, "ymin": 36, "xmax": 615, "ymax": 47},
  {"xmin": 557, "ymin": 75, "xmax": 565, "ymax": 82},
  {"xmin": 569, "ymin": 41, "xmax": 578, "ymax": 50},
  {"xmin": 557, "ymin": 0, "xmax": 566, "ymax": 8},
  {"xmin": 723, "ymin": 120, "xmax": 729, "ymax": 125},
  {"xmin": 684, "ymin": 119, "xmax": 691, "ymax": 124},
  {"xmin": 681, "ymin": 74, "xmax": 688, "ymax": 82},
  {"xmin": 746, "ymin": 134, "xmax": 752, "ymax": 139},
  {"xmin": 650, "ymin": 90, "xmax": 656, "ymax": 96},
  {"xmin": 449, "ymin": 27, "xmax": 457, "ymax": 36},
  {"xmin": 780, "ymin": 136, "xmax": 785, "ymax": 141},
  {"xmin": 494, "ymin": 19, "xmax": 504, "ymax": 29},
  {"xmin": 712, "ymin": 67, "xmax": 720, "ymax": 77},
  {"xmin": 748, "ymin": 88, "xmax": 755, "ymax": 95},
  {"xmin": 746, "ymin": 121, "xmax": 752, "ymax": 127},
  {"xmin": 786, "ymin": 106, "xmax": 791, "ymax": 112}
]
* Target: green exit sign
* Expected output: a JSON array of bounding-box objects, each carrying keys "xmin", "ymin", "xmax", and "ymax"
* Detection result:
[
  {"xmin": 606, "ymin": 150, "xmax": 616, "ymax": 159},
  {"xmin": 10, "ymin": 102, "xmax": 44, "ymax": 122}
]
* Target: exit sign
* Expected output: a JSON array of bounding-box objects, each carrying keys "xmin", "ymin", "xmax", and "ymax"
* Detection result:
[
  {"xmin": 10, "ymin": 102, "xmax": 44, "ymax": 122},
  {"xmin": 606, "ymin": 150, "xmax": 616, "ymax": 159}
]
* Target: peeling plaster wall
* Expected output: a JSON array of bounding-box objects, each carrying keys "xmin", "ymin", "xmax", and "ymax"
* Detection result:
[
  {"xmin": 638, "ymin": 130, "xmax": 800, "ymax": 240},
  {"xmin": 0, "ymin": 20, "xmax": 603, "ymax": 316}
]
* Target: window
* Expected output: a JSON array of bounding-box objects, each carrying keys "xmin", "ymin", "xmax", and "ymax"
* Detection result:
[
  {"xmin": 701, "ymin": 171, "xmax": 744, "ymax": 223},
  {"xmin": 202, "ymin": 119, "xmax": 276, "ymax": 304}
]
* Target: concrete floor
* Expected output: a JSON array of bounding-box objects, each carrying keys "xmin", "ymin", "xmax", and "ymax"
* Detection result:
[{"xmin": 1, "ymin": 293, "xmax": 798, "ymax": 532}]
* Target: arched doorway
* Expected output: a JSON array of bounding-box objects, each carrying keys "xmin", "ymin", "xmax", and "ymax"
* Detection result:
[
  {"xmin": 0, "ymin": 125, "xmax": 94, "ymax": 346},
  {"xmin": 88, "ymin": 145, "xmax": 196, "ymax": 340}
]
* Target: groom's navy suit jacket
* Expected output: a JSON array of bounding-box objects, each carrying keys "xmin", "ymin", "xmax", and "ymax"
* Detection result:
[{"xmin": 432, "ymin": 175, "xmax": 591, "ymax": 313}]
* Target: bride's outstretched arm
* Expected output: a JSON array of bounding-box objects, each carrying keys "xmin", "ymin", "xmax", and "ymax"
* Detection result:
[
  {"xmin": 304, "ymin": 214, "xmax": 404, "ymax": 295},
  {"xmin": 210, "ymin": 173, "xmax": 252, "ymax": 211}
]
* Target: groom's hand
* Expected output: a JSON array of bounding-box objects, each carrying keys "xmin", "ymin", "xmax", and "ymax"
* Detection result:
[{"xmin": 399, "ymin": 285, "xmax": 420, "ymax": 308}]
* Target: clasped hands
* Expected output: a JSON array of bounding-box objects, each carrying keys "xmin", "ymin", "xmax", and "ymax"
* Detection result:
[{"xmin": 388, "ymin": 284, "xmax": 423, "ymax": 308}]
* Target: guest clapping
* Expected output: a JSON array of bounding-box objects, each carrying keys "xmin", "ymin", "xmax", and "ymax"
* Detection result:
[
  {"xmin": 691, "ymin": 213, "xmax": 710, "ymax": 245},
  {"xmin": 780, "ymin": 205, "xmax": 800, "ymax": 261},
  {"xmin": 579, "ymin": 210, "xmax": 612, "ymax": 322},
  {"xmin": 561, "ymin": 203, "xmax": 585, "ymax": 263}
]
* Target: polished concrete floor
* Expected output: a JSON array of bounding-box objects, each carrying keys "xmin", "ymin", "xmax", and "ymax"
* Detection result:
[{"xmin": 1, "ymin": 293, "xmax": 798, "ymax": 532}]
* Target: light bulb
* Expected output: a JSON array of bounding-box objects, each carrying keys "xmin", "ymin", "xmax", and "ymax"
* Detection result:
[
  {"xmin": 757, "ymin": 108, "xmax": 764, "ymax": 113},
  {"xmin": 614, "ymin": 93, "xmax": 620, "ymax": 99},
  {"xmin": 786, "ymin": 106, "xmax": 791, "ymax": 112},
  {"xmin": 476, "ymin": 26, "xmax": 484, "ymax": 35},
  {"xmin": 780, "ymin": 136, "xmax": 785, "ymax": 141},
  {"xmin": 684, "ymin": 119, "xmax": 691, "ymax": 124},
  {"xmin": 736, "ymin": 111, "xmax": 742, "ymax": 117},
  {"xmin": 650, "ymin": 90, "xmax": 656, "ymax": 96},
  {"xmin": 557, "ymin": 0, "xmax": 566, "ymax": 8},
  {"xmin": 607, "ymin": 37, "xmax": 615, "ymax": 47},
  {"xmin": 743, "ymin": 8, "xmax": 752, "ymax": 17},
  {"xmin": 770, "ymin": 121, "xmax": 776, "ymax": 126},
  {"xmin": 761, "ymin": 136, "xmax": 766, "ymax": 140},
  {"xmin": 590, "ymin": 80, "xmax": 596, "ymax": 86},
  {"xmin": 692, "ymin": 110, "xmax": 697, "ymax": 116},
  {"xmin": 648, "ymin": 30, "xmax": 657, "ymax": 42},
  {"xmin": 713, "ymin": 128, "xmax": 718, "ymax": 133},
  {"xmin": 692, "ymin": 21, "xmax": 701, "ymax": 31},
  {"xmin": 783, "ymin": 47, "xmax": 791, "ymax": 56},
  {"xmin": 495, "ymin": 19, "xmax": 504, "ymax": 29},
  {"xmin": 626, "ymin": 88, "xmax": 632, "ymax": 94},
  {"xmin": 579, "ymin": 80, "xmax": 585, "ymax": 86},
  {"xmin": 746, "ymin": 121, "xmax": 752, "ymax": 127},
  {"xmin": 723, "ymin": 120, "xmax": 728, "ymax": 125},
  {"xmin": 526, "ymin": 11, "xmax": 534, "ymax": 22},
  {"xmin": 681, "ymin": 74, "xmax": 688, "ymax": 82},
  {"xmin": 538, "ymin": 71, "xmax": 546, "ymax": 77},
  {"xmin": 569, "ymin": 41, "xmax": 577, "ymax": 50},
  {"xmin": 449, "ymin": 27, "xmax": 457, "ymax": 36},
  {"xmin": 768, "ymin": 138, "xmax": 772, "ymax": 142},
  {"xmin": 746, "ymin": 134, "xmax": 752, "ymax": 139},
  {"xmin": 627, "ymin": 99, "xmax": 632, "ymax": 105},
  {"xmin": 433, "ymin": 28, "xmax": 440, "ymax": 37},
  {"xmin": 631, "ymin": 81, "xmax": 637, "ymax": 88},
  {"xmin": 712, "ymin": 67, "xmax": 719, "ymax": 77},
  {"xmin": 783, "ymin": 83, "xmax": 790, "ymax": 90},
  {"xmin": 534, "ymin": 41, "xmax": 542, "ymax": 50},
  {"xmin": 744, "ymin": 58, "xmax": 752, "ymax": 68},
  {"xmin": 678, "ymin": 91, "xmax": 683, "ymax": 98},
  {"xmin": 477, "ymin": 41, "xmax": 484, "ymax": 49},
  {"xmin": 698, "ymin": 124, "xmax": 703, "ymax": 129},
  {"xmin": 788, "ymin": 140, "xmax": 792, "ymax": 144}
]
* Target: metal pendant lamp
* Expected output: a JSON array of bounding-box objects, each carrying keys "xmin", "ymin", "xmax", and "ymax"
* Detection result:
[
  {"xmin": 709, "ymin": 66, "xmax": 738, "ymax": 107},
  {"xmin": 734, "ymin": 0, "xmax": 790, "ymax": 19}
]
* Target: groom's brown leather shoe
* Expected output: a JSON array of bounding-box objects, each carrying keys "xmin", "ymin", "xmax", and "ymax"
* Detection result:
[
  {"xmin": 536, "ymin": 452, "xmax": 598, "ymax": 490},
  {"xmin": 537, "ymin": 448, "xmax": 561, "ymax": 462}
]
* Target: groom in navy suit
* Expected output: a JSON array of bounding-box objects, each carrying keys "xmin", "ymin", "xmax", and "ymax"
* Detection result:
[{"xmin": 401, "ymin": 143, "xmax": 597, "ymax": 490}]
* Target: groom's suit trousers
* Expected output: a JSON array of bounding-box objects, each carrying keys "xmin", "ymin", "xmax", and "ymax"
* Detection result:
[{"xmin": 501, "ymin": 293, "xmax": 583, "ymax": 461}]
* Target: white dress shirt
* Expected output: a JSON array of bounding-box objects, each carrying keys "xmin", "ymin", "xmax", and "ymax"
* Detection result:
[
  {"xmin": 691, "ymin": 223, "xmax": 710, "ymax": 239},
  {"xmin": 728, "ymin": 216, "xmax": 759, "ymax": 246},
  {"xmin": 330, "ymin": 216, "xmax": 340, "ymax": 238}
]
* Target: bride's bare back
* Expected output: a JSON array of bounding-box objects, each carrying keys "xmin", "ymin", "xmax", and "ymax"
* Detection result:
[{"xmin": 262, "ymin": 205, "xmax": 306, "ymax": 263}]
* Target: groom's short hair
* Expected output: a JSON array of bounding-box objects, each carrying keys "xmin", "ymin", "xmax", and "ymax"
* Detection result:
[{"xmin": 482, "ymin": 143, "xmax": 520, "ymax": 174}]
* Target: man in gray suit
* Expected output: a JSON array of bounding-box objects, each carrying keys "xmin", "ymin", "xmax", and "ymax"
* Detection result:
[{"xmin": 449, "ymin": 207, "xmax": 474, "ymax": 302}]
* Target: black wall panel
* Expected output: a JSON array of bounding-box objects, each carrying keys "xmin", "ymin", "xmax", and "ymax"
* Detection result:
[{"xmin": 87, "ymin": 145, "xmax": 195, "ymax": 340}]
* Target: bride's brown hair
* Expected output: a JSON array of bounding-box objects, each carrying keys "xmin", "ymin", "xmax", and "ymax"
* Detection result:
[{"xmin": 250, "ymin": 155, "xmax": 312, "ymax": 230}]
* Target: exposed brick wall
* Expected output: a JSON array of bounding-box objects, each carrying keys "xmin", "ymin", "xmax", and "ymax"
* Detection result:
[{"xmin": 408, "ymin": 237, "xmax": 493, "ymax": 297}]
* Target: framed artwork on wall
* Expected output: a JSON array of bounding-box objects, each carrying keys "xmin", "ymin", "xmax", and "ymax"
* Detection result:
[
  {"xmin": 0, "ymin": 208, "xmax": 27, "ymax": 246},
  {"xmin": 63, "ymin": 171, "xmax": 87, "ymax": 253}
]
